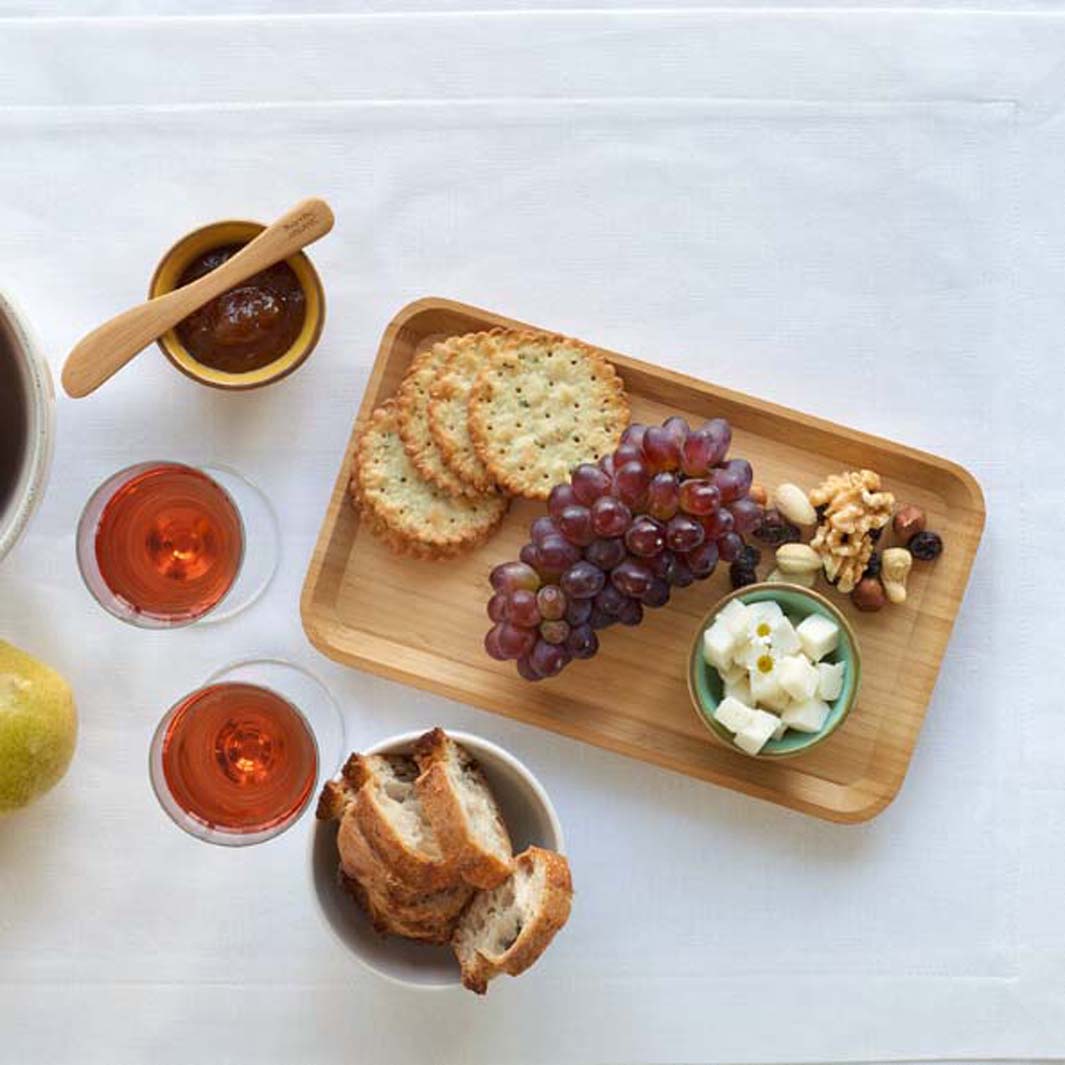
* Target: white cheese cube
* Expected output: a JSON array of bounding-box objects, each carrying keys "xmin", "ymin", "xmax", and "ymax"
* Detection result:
[
  {"xmin": 724, "ymin": 675, "xmax": 753, "ymax": 706},
  {"xmin": 719, "ymin": 661, "xmax": 747, "ymax": 686},
  {"xmin": 702, "ymin": 622, "xmax": 736, "ymax": 673},
  {"xmin": 817, "ymin": 661, "xmax": 845, "ymax": 702},
  {"xmin": 748, "ymin": 659, "xmax": 791, "ymax": 711},
  {"xmin": 718, "ymin": 598, "xmax": 754, "ymax": 638},
  {"xmin": 768, "ymin": 616, "xmax": 802, "ymax": 656},
  {"xmin": 713, "ymin": 695, "xmax": 756, "ymax": 734},
  {"xmin": 781, "ymin": 697, "xmax": 831, "ymax": 734},
  {"xmin": 748, "ymin": 600, "xmax": 784, "ymax": 623},
  {"xmin": 748, "ymin": 658, "xmax": 779, "ymax": 703},
  {"xmin": 772, "ymin": 717, "xmax": 789, "ymax": 741},
  {"xmin": 734, "ymin": 710, "xmax": 781, "ymax": 755},
  {"xmin": 760, "ymin": 685, "xmax": 793, "ymax": 713},
  {"xmin": 777, "ymin": 654, "xmax": 820, "ymax": 702},
  {"xmin": 796, "ymin": 613, "xmax": 840, "ymax": 662},
  {"xmin": 736, "ymin": 635, "xmax": 771, "ymax": 669}
]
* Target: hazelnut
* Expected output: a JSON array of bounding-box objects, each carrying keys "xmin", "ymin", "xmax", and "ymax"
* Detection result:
[
  {"xmin": 852, "ymin": 577, "xmax": 886, "ymax": 612},
  {"xmin": 749, "ymin": 483, "xmax": 768, "ymax": 506},
  {"xmin": 893, "ymin": 505, "xmax": 926, "ymax": 541}
]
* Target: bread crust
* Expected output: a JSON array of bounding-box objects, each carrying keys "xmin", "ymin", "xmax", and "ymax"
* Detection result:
[
  {"xmin": 338, "ymin": 811, "xmax": 472, "ymax": 929},
  {"xmin": 350, "ymin": 753, "xmax": 458, "ymax": 893},
  {"xmin": 453, "ymin": 846, "xmax": 574, "ymax": 994},
  {"xmin": 315, "ymin": 778, "xmax": 353, "ymax": 822},
  {"xmin": 339, "ymin": 871, "xmax": 459, "ymax": 945},
  {"xmin": 413, "ymin": 729, "xmax": 513, "ymax": 890},
  {"xmin": 467, "ymin": 331, "xmax": 628, "ymax": 500}
]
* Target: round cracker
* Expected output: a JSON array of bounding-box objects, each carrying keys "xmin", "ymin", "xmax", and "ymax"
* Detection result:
[
  {"xmin": 427, "ymin": 332, "xmax": 502, "ymax": 495},
  {"xmin": 351, "ymin": 401, "xmax": 507, "ymax": 558},
  {"xmin": 467, "ymin": 331, "xmax": 629, "ymax": 500},
  {"xmin": 395, "ymin": 345, "xmax": 475, "ymax": 498}
]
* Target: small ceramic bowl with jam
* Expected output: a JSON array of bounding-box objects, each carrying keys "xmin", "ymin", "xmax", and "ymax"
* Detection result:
[
  {"xmin": 149, "ymin": 219, "xmax": 325, "ymax": 390},
  {"xmin": 688, "ymin": 582, "xmax": 861, "ymax": 759}
]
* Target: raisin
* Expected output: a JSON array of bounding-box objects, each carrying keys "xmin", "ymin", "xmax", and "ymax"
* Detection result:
[
  {"xmin": 863, "ymin": 551, "xmax": 882, "ymax": 579},
  {"xmin": 736, "ymin": 544, "xmax": 761, "ymax": 569},
  {"xmin": 869, "ymin": 526, "xmax": 883, "ymax": 544},
  {"xmin": 753, "ymin": 508, "xmax": 800, "ymax": 546},
  {"xmin": 909, "ymin": 530, "xmax": 943, "ymax": 561},
  {"xmin": 729, "ymin": 563, "xmax": 758, "ymax": 590}
]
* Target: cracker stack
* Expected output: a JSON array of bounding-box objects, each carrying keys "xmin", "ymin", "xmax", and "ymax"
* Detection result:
[
  {"xmin": 350, "ymin": 401, "xmax": 507, "ymax": 559},
  {"xmin": 316, "ymin": 728, "xmax": 574, "ymax": 995},
  {"xmin": 349, "ymin": 329, "xmax": 630, "ymax": 556}
]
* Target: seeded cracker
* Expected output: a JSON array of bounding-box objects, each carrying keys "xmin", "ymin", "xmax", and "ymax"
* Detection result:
[
  {"xmin": 427, "ymin": 332, "xmax": 503, "ymax": 495},
  {"xmin": 350, "ymin": 401, "xmax": 508, "ymax": 558},
  {"xmin": 467, "ymin": 331, "xmax": 629, "ymax": 500},
  {"xmin": 395, "ymin": 345, "xmax": 474, "ymax": 498}
]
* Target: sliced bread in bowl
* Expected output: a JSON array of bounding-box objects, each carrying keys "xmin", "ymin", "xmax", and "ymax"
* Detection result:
[{"xmin": 451, "ymin": 846, "xmax": 573, "ymax": 994}]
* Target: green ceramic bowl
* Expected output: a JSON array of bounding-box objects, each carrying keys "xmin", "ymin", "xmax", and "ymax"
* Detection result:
[{"xmin": 688, "ymin": 582, "xmax": 861, "ymax": 759}]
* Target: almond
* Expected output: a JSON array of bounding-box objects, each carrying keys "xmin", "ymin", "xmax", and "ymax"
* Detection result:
[{"xmin": 773, "ymin": 482, "xmax": 817, "ymax": 526}]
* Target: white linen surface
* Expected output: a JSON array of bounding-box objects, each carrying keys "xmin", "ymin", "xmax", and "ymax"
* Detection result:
[{"xmin": 0, "ymin": 10, "xmax": 1060, "ymax": 1064}]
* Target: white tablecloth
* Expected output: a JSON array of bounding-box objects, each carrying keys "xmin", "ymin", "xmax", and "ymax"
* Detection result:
[{"xmin": 0, "ymin": 8, "xmax": 1060, "ymax": 1064}]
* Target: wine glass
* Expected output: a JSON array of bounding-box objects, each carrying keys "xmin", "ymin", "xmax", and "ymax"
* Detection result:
[
  {"xmin": 76, "ymin": 460, "xmax": 279, "ymax": 628},
  {"xmin": 148, "ymin": 657, "xmax": 345, "ymax": 847}
]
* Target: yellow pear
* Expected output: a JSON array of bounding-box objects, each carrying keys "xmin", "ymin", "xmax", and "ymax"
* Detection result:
[{"xmin": 0, "ymin": 639, "xmax": 77, "ymax": 813}]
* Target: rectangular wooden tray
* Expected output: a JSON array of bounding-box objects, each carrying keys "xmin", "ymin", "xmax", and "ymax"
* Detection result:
[{"xmin": 301, "ymin": 298, "xmax": 985, "ymax": 823}]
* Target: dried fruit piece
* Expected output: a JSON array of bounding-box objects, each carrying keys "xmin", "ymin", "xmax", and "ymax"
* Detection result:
[
  {"xmin": 729, "ymin": 562, "xmax": 758, "ymax": 589},
  {"xmin": 753, "ymin": 508, "xmax": 801, "ymax": 546},
  {"xmin": 908, "ymin": 530, "xmax": 943, "ymax": 561},
  {"xmin": 735, "ymin": 544, "xmax": 761, "ymax": 570}
]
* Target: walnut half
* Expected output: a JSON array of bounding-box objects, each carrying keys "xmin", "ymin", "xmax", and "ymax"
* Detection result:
[{"xmin": 808, "ymin": 469, "xmax": 895, "ymax": 594}]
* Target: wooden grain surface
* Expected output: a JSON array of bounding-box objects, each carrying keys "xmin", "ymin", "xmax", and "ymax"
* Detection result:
[{"xmin": 300, "ymin": 298, "xmax": 985, "ymax": 823}]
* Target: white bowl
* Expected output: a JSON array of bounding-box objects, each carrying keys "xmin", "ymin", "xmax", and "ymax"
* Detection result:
[
  {"xmin": 0, "ymin": 291, "xmax": 55, "ymax": 565},
  {"xmin": 309, "ymin": 730, "xmax": 565, "ymax": 990}
]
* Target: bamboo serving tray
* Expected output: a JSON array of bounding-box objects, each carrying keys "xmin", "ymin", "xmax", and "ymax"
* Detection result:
[{"xmin": 301, "ymin": 298, "xmax": 985, "ymax": 823}]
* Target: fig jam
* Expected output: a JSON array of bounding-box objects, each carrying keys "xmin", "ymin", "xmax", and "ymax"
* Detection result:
[{"xmin": 174, "ymin": 244, "xmax": 306, "ymax": 373}]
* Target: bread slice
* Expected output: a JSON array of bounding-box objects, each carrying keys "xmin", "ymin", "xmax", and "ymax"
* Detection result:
[
  {"xmin": 339, "ymin": 870, "xmax": 466, "ymax": 945},
  {"xmin": 451, "ymin": 846, "xmax": 573, "ymax": 994},
  {"xmin": 347, "ymin": 752, "xmax": 457, "ymax": 892},
  {"xmin": 337, "ymin": 807, "xmax": 472, "ymax": 926},
  {"xmin": 412, "ymin": 729, "xmax": 513, "ymax": 890}
]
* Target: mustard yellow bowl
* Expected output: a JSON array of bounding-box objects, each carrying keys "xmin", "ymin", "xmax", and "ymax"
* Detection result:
[{"xmin": 149, "ymin": 218, "xmax": 325, "ymax": 391}]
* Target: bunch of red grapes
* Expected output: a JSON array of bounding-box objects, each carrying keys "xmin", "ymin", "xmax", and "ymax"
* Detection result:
[{"xmin": 484, "ymin": 415, "xmax": 762, "ymax": 681}]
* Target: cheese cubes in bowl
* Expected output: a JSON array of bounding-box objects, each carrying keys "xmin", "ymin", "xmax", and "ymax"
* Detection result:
[{"xmin": 688, "ymin": 584, "xmax": 860, "ymax": 758}]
